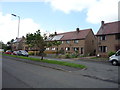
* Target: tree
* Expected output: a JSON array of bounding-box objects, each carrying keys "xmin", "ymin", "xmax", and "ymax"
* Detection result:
[
  {"xmin": 0, "ymin": 41, "xmax": 8, "ymax": 51},
  {"xmin": 26, "ymin": 30, "xmax": 46, "ymax": 60},
  {"xmin": 52, "ymin": 40, "xmax": 62, "ymax": 55}
]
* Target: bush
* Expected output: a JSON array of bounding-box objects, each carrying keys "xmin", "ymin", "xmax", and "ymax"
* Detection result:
[
  {"xmin": 108, "ymin": 51, "xmax": 116, "ymax": 57},
  {"xmin": 71, "ymin": 53, "xmax": 78, "ymax": 58},
  {"xmin": 28, "ymin": 52, "xmax": 34, "ymax": 55},
  {"xmin": 58, "ymin": 49, "xmax": 64, "ymax": 54},
  {"xmin": 65, "ymin": 53, "xmax": 71, "ymax": 58}
]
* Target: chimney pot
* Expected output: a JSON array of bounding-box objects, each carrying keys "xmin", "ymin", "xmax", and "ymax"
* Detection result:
[
  {"xmin": 55, "ymin": 31, "xmax": 57, "ymax": 35},
  {"xmin": 76, "ymin": 28, "xmax": 80, "ymax": 32},
  {"xmin": 101, "ymin": 21, "xmax": 104, "ymax": 26}
]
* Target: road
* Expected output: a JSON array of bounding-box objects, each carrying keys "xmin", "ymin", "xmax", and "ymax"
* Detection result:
[
  {"xmin": 2, "ymin": 56, "xmax": 119, "ymax": 88},
  {"xmin": 31, "ymin": 56, "xmax": 119, "ymax": 84}
]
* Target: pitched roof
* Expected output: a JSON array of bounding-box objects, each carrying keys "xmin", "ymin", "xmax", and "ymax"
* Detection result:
[
  {"xmin": 96, "ymin": 21, "xmax": 120, "ymax": 35},
  {"xmin": 13, "ymin": 38, "xmax": 22, "ymax": 43},
  {"xmin": 48, "ymin": 29, "xmax": 92, "ymax": 41}
]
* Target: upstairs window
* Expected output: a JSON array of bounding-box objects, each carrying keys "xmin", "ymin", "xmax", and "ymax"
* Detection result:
[
  {"xmin": 115, "ymin": 34, "xmax": 120, "ymax": 40},
  {"xmin": 61, "ymin": 41, "xmax": 64, "ymax": 44},
  {"xmin": 66, "ymin": 40, "xmax": 70, "ymax": 44},
  {"xmin": 99, "ymin": 35, "xmax": 106, "ymax": 40},
  {"xmin": 74, "ymin": 40, "xmax": 79, "ymax": 44}
]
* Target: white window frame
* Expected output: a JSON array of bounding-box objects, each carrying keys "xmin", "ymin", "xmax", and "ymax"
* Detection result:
[
  {"xmin": 52, "ymin": 48, "xmax": 55, "ymax": 50},
  {"xmin": 46, "ymin": 48, "xmax": 49, "ymax": 50},
  {"xmin": 66, "ymin": 40, "xmax": 70, "ymax": 44},
  {"xmin": 74, "ymin": 40, "xmax": 79, "ymax": 44}
]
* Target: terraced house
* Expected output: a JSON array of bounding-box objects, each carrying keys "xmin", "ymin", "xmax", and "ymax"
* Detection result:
[
  {"xmin": 96, "ymin": 21, "xmax": 120, "ymax": 57},
  {"xmin": 45, "ymin": 28, "xmax": 97, "ymax": 56}
]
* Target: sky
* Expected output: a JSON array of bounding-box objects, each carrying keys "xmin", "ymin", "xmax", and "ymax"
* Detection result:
[{"xmin": 0, "ymin": 0, "xmax": 119, "ymax": 44}]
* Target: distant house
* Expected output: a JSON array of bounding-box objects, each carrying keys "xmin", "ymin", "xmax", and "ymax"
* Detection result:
[
  {"xmin": 96, "ymin": 21, "xmax": 120, "ymax": 57},
  {"xmin": 45, "ymin": 28, "xmax": 97, "ymax": 56},
  {"xmin": 11, "ymin": 36, "xmax": 26, "ymax": 51}
]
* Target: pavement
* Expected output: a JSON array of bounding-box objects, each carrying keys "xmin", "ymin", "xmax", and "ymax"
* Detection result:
[{"xmin": 3, "ymin": 55, "xmax": 119, "ymax": 85}]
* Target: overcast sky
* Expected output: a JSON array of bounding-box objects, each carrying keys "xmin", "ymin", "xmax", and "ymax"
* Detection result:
[{"xmin": 0, "ymin": 0, "xmax": 119, "ymax": 44}]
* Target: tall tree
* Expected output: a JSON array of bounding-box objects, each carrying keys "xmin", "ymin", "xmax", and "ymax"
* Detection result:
[{"xmin": 26, "ymin": 30, "xmax": 46, "ymax": 60}]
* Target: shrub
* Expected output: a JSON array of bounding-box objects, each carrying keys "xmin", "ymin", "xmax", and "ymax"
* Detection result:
[
  {"xmin": 108, "ymin": 51, "xmax": 116, "ymax": 57},
  {"xmin": 28, "ymin": 52, "xmax": 34, "ymax": 55},
  {"xmin": 58, "ymin": 49, "xmax": 65, "ymax": 54},
  {"xmin": 71, "ymin": 53, "xmax": 78, "ymax": 58},
  {"xmin": 65, "ymin": 53, "xmax": 71, "ymax": 58}
]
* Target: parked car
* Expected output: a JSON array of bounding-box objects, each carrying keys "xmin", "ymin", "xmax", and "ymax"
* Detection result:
[
  {"xmin": 4, "ymin": 50, "xmax": 12, "ymax": 55},
  {"xmin": 17, "ymin": 50, "xmax": 29, "ymax": 57},
  {"xmin": 12, "ymin": 51, "xmax": 18, "ymax": 55},
  {"xmin": 109, "ymin": 49, "xmax": 120, "ymax": 66}
]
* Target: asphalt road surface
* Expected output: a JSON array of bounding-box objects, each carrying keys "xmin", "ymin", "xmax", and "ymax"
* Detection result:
[{"xmin": 2, "ymin": 56, "xmax": 119, "ymax": 88}]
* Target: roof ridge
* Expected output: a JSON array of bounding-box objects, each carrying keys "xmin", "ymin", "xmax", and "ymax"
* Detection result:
[
  {"xmin": 104, "ymin": 21, "xmax": 120, "ymax": 25},
  {"xmin": 57, "ymin": 28, "xmax": 91, "ymax": 35}
]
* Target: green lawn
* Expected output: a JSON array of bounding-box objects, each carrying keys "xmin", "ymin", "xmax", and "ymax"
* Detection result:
[{"xmin": 3, "ymin": 54, "xmax": 86, "ymax": 69}]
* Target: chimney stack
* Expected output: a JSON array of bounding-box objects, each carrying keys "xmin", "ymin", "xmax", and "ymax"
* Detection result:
[
  {"xmin": 55, "ymin": 31, "xmax": 57, "ymax": 35},
  {"xmin": 101, "ymin": 21, "xmax": 104, "ymax": 26},
  {"xmin": 76, "ymin": 28, "xmax": 80, "ymax": 32}
]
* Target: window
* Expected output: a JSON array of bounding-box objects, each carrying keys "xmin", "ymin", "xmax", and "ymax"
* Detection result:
[
  {"xmin": 66, "ymin": 40, "xmax": 70, "ymax": 44},
  {"xmin": 65, "ymin": 47, "xmax": 70, "ymax": 51},
  {"xmin": 46, "ymin": 48, "xmax": 49, "ymax": 50},
  {"xmin": 74, "ymin": 40, "xmax": 79, "ymax": 44},
  {"xmin": 99, "ymin": 35, "xmax": 106, "ymax": 40},
  {"xmin": 74, "ymin": 47, "xmax": 79, "ymax": 51},
  {"xmin": 99, "ymin": 46, "xmax": 107, "ymax": 52},
  {"xmin": 81, "ymin": 47, "xmax": 84, "ymax": 54},
  {"xmin": 115, "ymin": 34, "xmax": 120, "ymax": 40},
  {"xmin": 52, "ymin": 48, "xmax": 55, "ymax": 50}
]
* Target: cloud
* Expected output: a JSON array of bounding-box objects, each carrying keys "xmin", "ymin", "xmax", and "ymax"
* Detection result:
[
  {"xmin": 0, "ymin": 12, "xmax": 41, "ymax": 44},
  {"xmin": 45, "ymin": 0, "xmax": 96, "ymax": 13},
  {"xmin": 87, "ymin": 0, "xmax": 119, "ymax": 24},
  {"xmin": 43, "ymin": 0, "xmax": 119, "ymax": 24}
]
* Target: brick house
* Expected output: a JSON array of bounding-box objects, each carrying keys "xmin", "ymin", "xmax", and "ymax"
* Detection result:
[
  {"xmin": 45, "ymin": 28, "xmax": 97, "ymax": 56},
  {"xmin": 11, "ymin": 36, "xmax": 26, "ymax": 51},
  {"xmin": 96, "ymin": 21, "xmax": 120, "ymax": 57}
]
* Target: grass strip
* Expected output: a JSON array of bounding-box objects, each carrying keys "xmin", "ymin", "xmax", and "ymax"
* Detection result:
[{"xmin": 3, "ymin": 54, "xmax": 86, "ymax": 69}]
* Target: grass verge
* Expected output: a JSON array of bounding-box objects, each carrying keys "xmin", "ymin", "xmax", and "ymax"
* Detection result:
[{"xmin": 3, "ymin": 54, "xmax": 86, "ymax": 69}]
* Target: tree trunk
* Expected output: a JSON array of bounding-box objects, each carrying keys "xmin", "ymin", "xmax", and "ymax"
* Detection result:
[
  {"xmin": 41, "ymin": 55, "xmax": 44, "ymax": 60},
  {"xmin": 40, "ymin": 53, "xmax": 44, "ymax": 60}
]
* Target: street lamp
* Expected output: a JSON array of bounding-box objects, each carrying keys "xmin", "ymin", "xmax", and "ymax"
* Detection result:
[{"xmin": 11, "ymin": 14, "xmax": 20, "ymax": 38}]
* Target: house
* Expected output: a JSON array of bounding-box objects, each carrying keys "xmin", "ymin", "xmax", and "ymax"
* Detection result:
[
  {"xmin": 96, "ymin": 21, "xmax": 120, "ymax": 57},
  {"xmin": 45, "ymin": 28, "xmax": 97, "ymax": 56},
  {"xmin": 11, "ymin": 36, "xmax": 26, "ymax": 51}
]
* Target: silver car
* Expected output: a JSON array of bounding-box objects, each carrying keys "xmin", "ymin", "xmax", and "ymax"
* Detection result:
[
  {"xmin": 109, "ymin": 49, "xmax": 120, "ymax": 66},
  {"xmin": 17, "ymin": 50, "xmax": 29, "ymax": 57}
]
